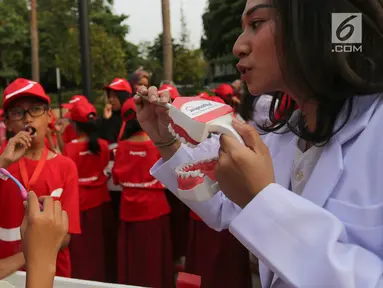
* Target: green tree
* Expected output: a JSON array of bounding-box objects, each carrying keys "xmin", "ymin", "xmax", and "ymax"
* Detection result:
[
  {"xmin": 0, "ymin": 0, "xmax": 29, "ymax": 84},
  {"xmin": 174, "ymin": 49, "xmax": 207, "ymax": 87},
  {"xmin": 56, "ymin": 24, "xmax": 126, "ymax": 90},
  {"xmin": 201, "ymin": 0, "xmax": 245, "ymax": 60},
  {"xmin": 146, "ymin": 33, "xmax": 207, "ymax": 88},
  {"xmin": 36, "ymin": 0, "xmax": 130, "ymax": 91}
]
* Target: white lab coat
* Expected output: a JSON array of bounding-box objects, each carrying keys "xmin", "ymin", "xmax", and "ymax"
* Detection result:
[{"xmin": 151, "ymin": 94, "xmax": 383, "ymax": 288}]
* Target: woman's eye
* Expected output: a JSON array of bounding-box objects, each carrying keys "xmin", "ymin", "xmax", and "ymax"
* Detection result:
[{"xmin": 251, "ymin": 20, "xmax": 264, "ymax": 30}]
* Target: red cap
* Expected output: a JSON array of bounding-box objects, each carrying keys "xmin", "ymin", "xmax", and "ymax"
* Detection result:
[
  {"xmin": 159, "ymin": 84, "xmax": 179, "ymax": 100},
  {"xmin": 62, "ymin": 95, "xmax": 88, "ymax": 109},
  {"xmin": 3, "ymin": 78, "xmax": 51, "ymax": 110},
  {"xmin": 104, "ymin": 78, "xmax": 132, "ymax": 94},
  {"xmin": 0, "ymin": 109, "xmax": 4, "ymax": 121},
  {"xmin": 121, "ymin": 98, "xmax": 136, "ymax": 122},
  {"xmin": 64, "ymin": 101, "xmax": 97, "ymax": 123},
  {"xmin": 197, "ymin": 92, "xmax": 209, "ymax": 98},
  {"xmin": 211, "ymin": 84, "xmax": 234, "ymax": 101}
]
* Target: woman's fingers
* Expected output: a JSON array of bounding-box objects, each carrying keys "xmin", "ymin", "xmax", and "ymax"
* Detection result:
[
  {"xmin": 148, "ymin": 86, "xmax": 159, "ymax": 103},
  {"xmin": 232, "ymin": 122, "xmax": 264, "ymax": 153},
  {"xmin": 159, "ymin": 90, "xmax": 171, "ymax": 104}
]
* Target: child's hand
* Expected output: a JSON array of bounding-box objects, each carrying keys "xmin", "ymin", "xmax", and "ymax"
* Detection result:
[
  {"xmin": 104, "ymin": 104, "xmax": 112, "ymax": 119},
  {"xmin": 54, "ymin": 120, "xmax": 65, "ymax": 134},
  {"xmin": 0, "ymin": 131, "xmax": 32, "ymax": 168},
  {"xmin": 21, "ymin": 192, "xmax": 68, "ymax": 266}
]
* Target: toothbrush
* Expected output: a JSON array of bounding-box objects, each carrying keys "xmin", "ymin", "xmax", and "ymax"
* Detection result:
[
  {"xmin": 135, "ymin": 93, "xmax": 244, "ymax": 146},
  {"xmin": 0, "ymin": 168, "xmax": 44, "ymax": 210},
  {"xmin": 136, "ymin": 93, "xmax": 244, "ymax": 202}
]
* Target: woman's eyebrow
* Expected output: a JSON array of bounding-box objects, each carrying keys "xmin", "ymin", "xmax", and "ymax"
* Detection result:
[
  {"xmin": 246, "ymin": 4, "xmax": 273, "ymax": 17},
  {"xmin": 241, "ymin": 3, "xmax": 273, "ymax": 26}
]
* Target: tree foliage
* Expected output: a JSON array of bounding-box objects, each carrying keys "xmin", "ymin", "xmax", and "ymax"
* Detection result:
[
  {"xmin": 201, "ymin": 0, "xmax": 245, "ymax": 60},
  {"xmin": 141, "ymin": 33, "xmax": 207, "ymax": 88},
  {"xmin": 0, "ymin": 0, "xmax": 29, "ymax": 84},
  {"xmin": 0, "ymin": 0, "xmax": 130, "ymax": 94}
]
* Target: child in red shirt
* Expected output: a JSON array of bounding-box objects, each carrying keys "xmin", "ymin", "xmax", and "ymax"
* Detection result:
[
  {"xmin": 113, "ymin": 98, "xmax": 173, "ymax": 288},
  {"xmin": 62, "ymin": 100, "xmax": 111, "ymax": 282},
  {"xmin": 0, "ymin": 78, "xmax": 81, "ymax": 278}
]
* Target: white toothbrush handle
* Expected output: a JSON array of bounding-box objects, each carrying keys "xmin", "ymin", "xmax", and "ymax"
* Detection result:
[
  {"xmin": 209, "ymin": 123, "xmax": 244, "ymax": 144},
  {"xmin": 135, "ymin": 93, "xmax": 172, "ymax": 110}
]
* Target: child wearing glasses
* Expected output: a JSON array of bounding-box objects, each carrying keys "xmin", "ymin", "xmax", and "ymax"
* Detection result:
[{"xmin": 0, "ymin": 78, "xmax": 80, "ymax": 278}]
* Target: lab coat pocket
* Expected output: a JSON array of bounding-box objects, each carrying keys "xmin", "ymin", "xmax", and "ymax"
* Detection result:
[{"xmin": 325, "ymin": 198, "xmax": 383, "ymax": 255}]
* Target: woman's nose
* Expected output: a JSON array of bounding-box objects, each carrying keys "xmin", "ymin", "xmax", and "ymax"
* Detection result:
[{"xmin": 233, "ymin": 33, "xmax": 250, "ymax": 59}]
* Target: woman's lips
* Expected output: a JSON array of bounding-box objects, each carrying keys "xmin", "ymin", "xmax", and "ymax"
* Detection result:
[{"xmin": 241, "ymin": 69, "xmax": 253, "ymax": 82}]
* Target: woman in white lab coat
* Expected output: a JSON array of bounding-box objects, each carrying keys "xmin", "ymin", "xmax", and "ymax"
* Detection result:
[{"xmin": 134, "ymin": 0, "xmax": 383, "ymax": 287}]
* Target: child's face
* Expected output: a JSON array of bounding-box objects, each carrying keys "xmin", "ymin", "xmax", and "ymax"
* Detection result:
[
  {"xmin": 107, "ymin": 90, "xmax": 121, "ymax": 111},
  {"xmin": 4, "ymin": 97, "xmax": 52, "ymax": 145}
]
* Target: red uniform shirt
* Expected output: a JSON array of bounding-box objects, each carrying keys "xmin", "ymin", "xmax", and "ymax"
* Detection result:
[
  {"xmin": 113, "ymin": 139, "xmax": 171, "ymax": 222},
  {"xmin": 62, "ymin": 124, "xmax": 78, "ymax": 144},
  {"xmin": 63, "ymin": 139, "xmax": 111, "ymax": 211},
  {"xmin": 0, "ymin": 153, "xmax": 81, "ymax": 277}
]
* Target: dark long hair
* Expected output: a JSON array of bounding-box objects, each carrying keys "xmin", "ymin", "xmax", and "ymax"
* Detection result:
[
  {"xmin": 121, "ymin": 118, "xmax": 143, "ymax": 141},
  {"xmin": 74, "ymin": 117, "xmax": 101, "ymax": 154},
  {"xmin": 261, "ymin": 0, "xmax": 383, "ymax": 144}
]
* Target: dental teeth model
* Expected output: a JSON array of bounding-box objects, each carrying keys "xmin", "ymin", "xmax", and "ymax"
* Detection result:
[{"xmin": 137, "ymin": 94, "xmax": 244, "ymax": 202}]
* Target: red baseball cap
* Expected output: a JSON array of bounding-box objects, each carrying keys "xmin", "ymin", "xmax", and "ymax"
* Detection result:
[
  {"xmin": 64, "ymin": 101, "xmax": 97, "ymax": 123},
  {"xmin": 3, "ymin": 78, "xmax": 51, "ymax": 110},
  {"xmin": 104, "ymin": 78, "xmax": 132, "ymax": 94},
  {"xmin": 159, "ymin": 84, "xmax": 179, "ymax": 100},
  {"xmin": 62, "ymin": 95, "xmax": 88, "ymax": 109},
  {"xmin": 121, "ymin": 98, "xmax": 136, "ymax": 122},
  {"xmin": 197, "ymin": 92, "xmax": 209, "ymax": 98},
  {"xmin": 211, "ymin": 84, "xmax": 234, "ymax": 101}
]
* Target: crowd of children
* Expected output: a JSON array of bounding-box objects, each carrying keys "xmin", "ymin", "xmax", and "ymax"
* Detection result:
[{"xmin": 0, "ymin": 75, "xmax": 259, "ymax": 288}]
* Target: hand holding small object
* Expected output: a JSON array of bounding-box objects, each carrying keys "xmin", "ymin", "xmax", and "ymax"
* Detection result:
[
  {"xmin": 0, "ymin": 131, "xmax": 32, "ymax": 168},
  {"xmin": 21, "ymin": 192, "xmax": 68, "ymax": 268},
  {"xmin": 104, "ymin": 104, "xmax": 113, "ymax": 119}
]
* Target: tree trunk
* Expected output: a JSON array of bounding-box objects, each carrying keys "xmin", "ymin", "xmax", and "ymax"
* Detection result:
[
  {"xmin": 30, "ymin": 0, "xmax": 40, "ymax": 82},
  {"xmin": 161, "ymin": 0, "xmax": 173, "ymax": 81}
]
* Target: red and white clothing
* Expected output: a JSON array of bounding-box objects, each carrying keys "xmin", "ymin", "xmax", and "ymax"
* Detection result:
[
  {"xmin": 113, "ymin": 139, "xmax": 170, "ymax": 221},
  {"xmin": 63, "ymin": 139, "xmax": 110, "ymax": 211},
  {"xmin": 62, "ymin": 124, "xmax": 78, "ymax": 144},
  {"xmin": 0, "ymin": 153, "xmax": 81, "ymax": 278},
  {"xmin": 113, "ymin": 137, "xmax": 173, "ymax": 288},
  {"xmin": 63, "ymin": 138, "xmax": 111, "ymax": 281}
]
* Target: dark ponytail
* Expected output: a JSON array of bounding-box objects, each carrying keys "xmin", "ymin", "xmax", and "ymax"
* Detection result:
[
  {"xmin": 74, "ymin": 116, "xmax": 101, "ymax": 154},
  {"xmin": 121, "ymin": 118, "xmax": 143, "ymax": 141}
]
